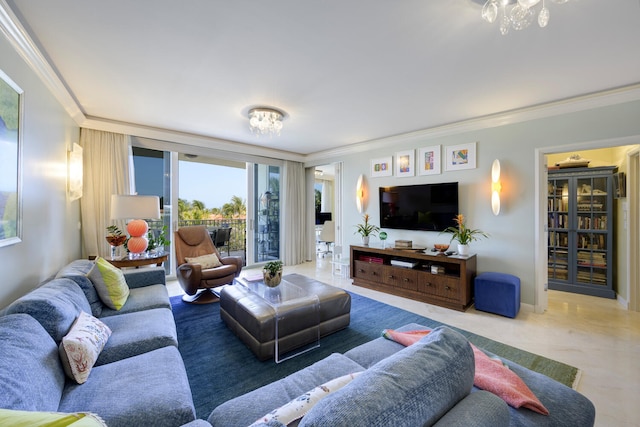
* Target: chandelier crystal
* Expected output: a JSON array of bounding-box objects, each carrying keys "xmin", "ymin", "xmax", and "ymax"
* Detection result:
[
  {"xmin": 482, "ymin": 0, "xmax": 569, "ymax": 35},
  {"xmin": 248, "ymin": 107, "xmax": 285, "ymax": 137}
]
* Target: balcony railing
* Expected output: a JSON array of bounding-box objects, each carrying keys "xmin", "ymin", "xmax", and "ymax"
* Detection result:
[{"xmin": 148, "ymin": 219, "xmax": 247, "ymax": 265}]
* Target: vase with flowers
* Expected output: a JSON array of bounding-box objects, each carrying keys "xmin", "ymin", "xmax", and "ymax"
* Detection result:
[
  {"xmin": 442, "ymin": 214, "xmax": 488, "ymax": 255},
  {"xmin": 354, "ymin": 214, "xmax": 380, "ymax": 246}
]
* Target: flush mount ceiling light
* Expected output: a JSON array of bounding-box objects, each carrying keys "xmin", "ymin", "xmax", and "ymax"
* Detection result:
[
  {"xmin": 248, "ymin": 107, "xmax": 285, "ymax": 137},
  {"xmin": 481, "ymin": 0, "xmax": 570, "ymax": 35}
]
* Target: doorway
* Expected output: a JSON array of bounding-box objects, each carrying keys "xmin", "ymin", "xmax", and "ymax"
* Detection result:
[{"xmin": 536, "ymin": 139, "xmax": 640, "ymax": 313}]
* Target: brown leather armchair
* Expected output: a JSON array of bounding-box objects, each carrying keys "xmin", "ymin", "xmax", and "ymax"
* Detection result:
[{"xmin": 174, "ymin": 225, "xmax": 243, "ymax": 303}]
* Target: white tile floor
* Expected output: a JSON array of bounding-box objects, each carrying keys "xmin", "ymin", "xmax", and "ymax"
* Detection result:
[{"xmin": 168, "ymin": 258, "xmax": 640, "ymax": 427}]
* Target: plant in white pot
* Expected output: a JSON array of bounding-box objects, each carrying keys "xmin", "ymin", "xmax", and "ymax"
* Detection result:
[
  {"xmin": 442, "ymin": 214, "xmax": 488, "ymax": 256},
  {"xmin": 263, "ymin": 260, "xmax": 283, "ymax": 287},
  {"xmin": 354, "ymin": 214, "xmax": 380, "ymax": 245}
]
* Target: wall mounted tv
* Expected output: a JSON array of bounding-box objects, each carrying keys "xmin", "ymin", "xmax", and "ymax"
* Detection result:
[{"xmin": 379, "ymin": 182, "xmax": 458, "ymax": 231}]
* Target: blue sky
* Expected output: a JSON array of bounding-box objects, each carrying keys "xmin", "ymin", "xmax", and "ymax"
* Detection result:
[
  {"xmin": 134, "ymin": 156, "xmax": 246, "ymax": 210},
  {"xmin": 178, "ymin": 162, "xmax": 246, "ymax": 209}
]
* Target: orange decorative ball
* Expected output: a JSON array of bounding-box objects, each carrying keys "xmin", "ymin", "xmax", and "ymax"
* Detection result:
[
  {"xmin": 127, "ymin": 219, "xmax": 149, "ymax": 237},
  {"xmin": 127, "ymin": 236, "xmax": 148, "ymax": 254}
]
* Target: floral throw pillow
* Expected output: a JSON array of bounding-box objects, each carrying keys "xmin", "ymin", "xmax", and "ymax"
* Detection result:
[{"xmin": 59, "ymin": 311, "xmax": 112, "ymax": 384}]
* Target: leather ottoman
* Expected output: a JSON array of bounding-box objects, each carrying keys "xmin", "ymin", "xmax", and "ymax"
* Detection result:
[{"xmin": 219, "ymin": 273, "xmax": 351, "ymax": 361}]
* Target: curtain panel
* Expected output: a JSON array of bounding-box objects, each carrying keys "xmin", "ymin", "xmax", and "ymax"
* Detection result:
[
  {"xmin": 282, "ymin": 160, "xmax": 306, "ymax": 265},
  {"xmin": 79, "ymin": 128, "xmax": 132, "ymax": 258}
]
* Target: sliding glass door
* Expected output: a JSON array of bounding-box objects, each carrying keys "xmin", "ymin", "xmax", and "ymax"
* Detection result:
[{"xmin": 248, "ymin": 163, "xmax": 281, "ymax": 264}]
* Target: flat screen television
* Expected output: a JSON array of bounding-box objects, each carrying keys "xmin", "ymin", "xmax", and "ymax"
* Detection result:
[
  {"xmin": 316, "ymin": 211, "xmax": 332, "ymax": 225},
  {"xmin": 379, "ymin": 182, "xmax": 458, "ymax": 231}
]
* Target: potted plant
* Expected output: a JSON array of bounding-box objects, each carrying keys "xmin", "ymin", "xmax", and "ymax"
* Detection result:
[
  {"xmin": 442, "ymin": 214, "xmax": 488, "ymax": 255},
  {"xmin": 354, "ymin": 214, "xmax": 380, "ymax": 245},
  {"xmin": 147, "ymin": 225, "xmax": 171, "ymax": 255},
  {"xmin": 105, "ymin": 225, "xmax": 127, "ymax": 259},
  {"xmin": 263, "ymin": 260, "xmax": 283, "ymax": 287}
]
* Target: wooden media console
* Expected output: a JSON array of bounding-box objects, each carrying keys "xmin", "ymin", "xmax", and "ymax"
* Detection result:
[{"xmin": 349, "ymin": 245, "xmax": 476, "ymax": 311}]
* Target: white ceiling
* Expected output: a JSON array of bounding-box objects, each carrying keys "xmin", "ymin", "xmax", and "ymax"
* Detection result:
[{"xmin": 6, "ymin": 0, "xmax": 640, "ymax": 156}]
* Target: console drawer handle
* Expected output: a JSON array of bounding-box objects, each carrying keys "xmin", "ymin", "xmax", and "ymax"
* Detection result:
[
  {"xmin": 388, "ymin": 275, "xmax": 394, "ymax": 279},
  {"xmin": 445, "ymin": 286, "xmax": 451, "ymax": 290},
  {"xmin": 403, "ymin": 278, "xmax": 409, "ymax": 282}
]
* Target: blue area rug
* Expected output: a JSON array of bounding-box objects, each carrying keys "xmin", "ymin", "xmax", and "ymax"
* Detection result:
[{"xmin": 171, "ymin": 274, "xmax": 578, "ymax": 420}]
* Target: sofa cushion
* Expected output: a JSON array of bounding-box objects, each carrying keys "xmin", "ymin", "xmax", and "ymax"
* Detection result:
[
  {"xmin": 185, "ymin": 253, "xmax": 222, "ymax": 268},
  {"xmin": 56, "ymin": 260, "xmax": 104, "ymax": 317},
  {"xmin": 96, "ymin": 307, "xmax": 178, "ymax": 365},
  {"xmin": 98, "ymin": 284, "xmax": 170, "ymax": 318},
  {"xmin": 58, "ymin": 346, "xmax": 196, "ymax": 427},
  {"xmin": 0, "ymin": 409, "xmax": 107, "ymax": 426},
  {"xmin": 59, "ymin": 311, "xmax": 112, "ymax": 384},
  {"xmin": 87, "ymin": 257, "xmax": 130, "ymax": 310},
  {"xmin": 0, "ymin": 314, "xmax": 66, "ymax": 411},
  {"xmin": 249, "ymin": 372, "xmax": 362, "ymax": 427},
  {"xmin": 208, "ymin": 353, "xmax": 365, "ymax": 427},
  {"xmin": 3, "ymin": 278, "xmax": 92, "ymax": 343},
  {"xmin": 299, "ymin": 326, "xmax": 474, "ymax": 427}
]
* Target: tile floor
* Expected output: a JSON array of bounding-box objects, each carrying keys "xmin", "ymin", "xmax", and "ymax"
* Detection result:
[{"xmin": 167, "ymin": 258, "xmax": 640, "ymax": 426}]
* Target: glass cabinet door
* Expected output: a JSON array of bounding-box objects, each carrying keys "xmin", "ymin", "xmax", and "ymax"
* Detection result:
[{"xmin": 548, "ymin": 178, "xmax": 569, "ymax": 282}]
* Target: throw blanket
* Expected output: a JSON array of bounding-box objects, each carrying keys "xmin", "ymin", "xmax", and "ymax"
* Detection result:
[{"xmin": 382, "ymin": 329, "xmax": 549, "ymax": 415}]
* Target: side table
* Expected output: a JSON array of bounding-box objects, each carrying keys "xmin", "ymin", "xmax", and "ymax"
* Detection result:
[{"xmin": 106, "ymin": 254, "xmax": 168, "ymax": 269}]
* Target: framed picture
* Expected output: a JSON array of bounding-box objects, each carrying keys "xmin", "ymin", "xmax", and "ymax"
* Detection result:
[
  {"xmin": 395, "ymin": 150, "xmax": 415, "ymax": 177},
  {"xmin": 0, "ymin": 69, "xmax": 23, "ymax": 248},
  {"xmin": 445, "ymin": 142, "xmax": 476, "ymax": 171},
  {"xmin": 371, "ymin": 156, "xmax": 393, "ymax": 177},
  {"xmin": 613, "ymin": 172, "xmax": 626, "ymax": 199},
  {"xmin": 418, "ymin": 145, "xmax": 441, "ymax": 175}
]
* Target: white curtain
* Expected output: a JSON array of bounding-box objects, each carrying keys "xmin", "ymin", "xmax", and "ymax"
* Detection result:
[
  {"xmin": 79, "ymin": 128, "xmax": 132, "ymax": 258},
  {"xmin": 282, "ymin": 160, "xmax": 306, "ymax": 265},
  {"xmin": 321, "ymin": 180, "xmax": 333, "ymax": 212}
]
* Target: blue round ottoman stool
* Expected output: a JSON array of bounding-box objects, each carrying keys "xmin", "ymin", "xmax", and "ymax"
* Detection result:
[{"xmin": 474, "ymin": 272, "xmax": 520, "ymax": 318}]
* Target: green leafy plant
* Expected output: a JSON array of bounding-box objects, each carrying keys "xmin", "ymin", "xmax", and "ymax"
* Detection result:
[
  {"xmin": 263, "ymin": 260, "xmax": 283, "ymax": 275},
  {"xmin": 442, "ymin": 214, "xmax": 488, "ymax": 245},
  {"xmin": 354, "ymin": 214, "xmax": 380, "ymax": 237},
  {"xmin": 148, "ymin": 225, "xmax": 171, "ymax": 250}
]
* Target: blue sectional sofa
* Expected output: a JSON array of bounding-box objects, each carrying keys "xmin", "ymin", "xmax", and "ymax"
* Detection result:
[
  {"xmin": 209, "ymin": 324, "xmax": 596, "ymax": 427},
  {"xmin": 0, "ymin": 259, "xmax": 207, "ymax": 427}
]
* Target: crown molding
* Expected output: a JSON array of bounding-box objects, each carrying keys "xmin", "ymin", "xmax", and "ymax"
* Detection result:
[
  {"xmin": 0, "ymin": 0, "xmax": 85, "ymax": 124},
  {"xmin": 82, "ymin": 116, "xmax": 306, "ymax": 163},
  {"xmin": 305, "ymin": 83, "xmax": 640, "ymax": 164}
]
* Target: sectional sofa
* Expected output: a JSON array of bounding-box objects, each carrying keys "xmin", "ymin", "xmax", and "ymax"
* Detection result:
[
  {"xmin": 0, "ymin": 259, "xmax": 208, "ymax": 427},
  {"xmin": 209, "ymin": 324, "xmax": 596, "ymax": 427}
]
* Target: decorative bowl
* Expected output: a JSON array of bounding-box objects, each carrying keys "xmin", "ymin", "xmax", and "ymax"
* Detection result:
[{"xmin": 433, "ymin": 243, "xmax": 449, "ymax": 252}]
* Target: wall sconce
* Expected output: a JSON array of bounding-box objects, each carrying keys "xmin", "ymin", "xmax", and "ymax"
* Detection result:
[
  {"xmin": 356, "ymin": 174, "xmax": 365, "ymax": 213},
  {"xmin": 491, "ymin": 159, "xmax": 502, "ymax": 216},
  {"xmin": 110, "ymin": 195, "xmax": 161, "ymax": 256},
  {"xmin": 67, "ymin": 143, "xmax": 83, "ymax": 201}
]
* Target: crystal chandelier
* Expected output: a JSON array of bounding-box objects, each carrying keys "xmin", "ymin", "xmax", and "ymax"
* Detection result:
[
  {"xmin": 248, "ymin": 107, "xmax": 285, "ymax": 137},
  {"xmin": 482, "ymin": 0, "xmax": 569, "ymax": 35}
]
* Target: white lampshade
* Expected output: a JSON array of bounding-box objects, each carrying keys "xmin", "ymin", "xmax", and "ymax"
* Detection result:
[{"xmin": 111, "ymin": 195, "xmax": 161, "ymax": 220}]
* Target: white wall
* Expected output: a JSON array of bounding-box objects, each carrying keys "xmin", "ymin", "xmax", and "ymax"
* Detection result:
[
  {"xmin": 0, "ymin": 34, "xmax": 81, "ymax": 309},
  {"xmin": 318, "ymin": 101, "xmax": 640, "ymax": 306}
]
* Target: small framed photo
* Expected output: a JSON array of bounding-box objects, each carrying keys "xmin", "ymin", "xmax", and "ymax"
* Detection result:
[
  {"xmin": 613, "ymin": 172, "xmax": 626, "ymax": 199},
  {"xmin": 418, "ymin": 145, "xmax": 441, "ymax": 175},
  {"xmin": 371, "ymin": 157, "xmax": 393, "ymax": 177},
  {"xmin": 445, "ymin": 142, "xmax": 477, "ymax": 171},
  {"xmin": 395, "ymin": 150, "xmax": 415, "ymax": 177}
]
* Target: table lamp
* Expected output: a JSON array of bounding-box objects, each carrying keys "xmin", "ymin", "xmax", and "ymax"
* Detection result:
[{"xmin": 110, "ymin": 195, "xmax": 161, "ymax": 257}]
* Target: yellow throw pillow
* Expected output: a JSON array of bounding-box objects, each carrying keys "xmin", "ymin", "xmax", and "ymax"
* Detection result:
[
  {"xmin": 87, "ymin": 257, "xmax": 130, "ymax": 310},
  {"xmin": 59, "ymin": 311, "xmax": 112, "ymax": 384},
  {"xmin": 0, "ymin": 409, "xmax": 107, "ymax": 426},
  {"xmin": 185, "ymin": 253, "xmax": 222, "ymax": 269}
]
